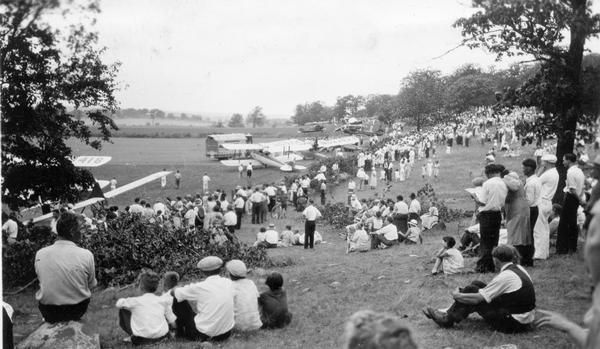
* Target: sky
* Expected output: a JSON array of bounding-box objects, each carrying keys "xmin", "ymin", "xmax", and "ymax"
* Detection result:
[{"xmin": 92, "ymin": 0, "xmax": 600, "ymax": 117}]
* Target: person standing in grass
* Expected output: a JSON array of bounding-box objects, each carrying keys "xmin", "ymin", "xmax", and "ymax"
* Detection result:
[
  {"xmin": 424, "ymin": 245, "xmax": 536, "ymax": 333},
  {"xmin": 110, "ymin": 177, "xmax": 117, "ymax": 191},
  {"xmin": 116, "ymin": 271, "xmax": 175, "ymax": 345},
  {"xmin": 160, "ymin": 169, "xmax": 167, "ymax": 189},
  {"xmin": 556, "ymin": 153, "xmax": 585, "ymax": 254},
  {"xmin": 472, "ymin": 164, "xmax": 507, "ymax": 273},
  {"xmin": 202, "ymin": 172, "xmax": 211, "ymax": 193},
  {"xmin": 533, "ymin": 154, "xmax": 559, "ymax": 260},
  {"xmin": 174, "ymin": 170, "xmax": 181, "ymax": 189},
  {"xmin": 302, "ymin": 199, "xmax": 322, "ymax": 249}
]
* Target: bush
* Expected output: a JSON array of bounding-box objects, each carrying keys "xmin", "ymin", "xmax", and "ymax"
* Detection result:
[
  {"xmin": 3, "ymin": 215, "xmax": 270, "ymax": 288},
  {"xmin": 416, "ymin": 183, "xmax": 466, "ymax": 222},
  {"xmin": 317, "ymin": 202, "xmax": 353, "ymax": 230}
]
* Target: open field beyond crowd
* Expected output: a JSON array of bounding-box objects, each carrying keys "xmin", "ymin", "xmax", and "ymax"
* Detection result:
[{"xmin": 7, "ymin": 137, "xmax": 594, "ymax": 348}]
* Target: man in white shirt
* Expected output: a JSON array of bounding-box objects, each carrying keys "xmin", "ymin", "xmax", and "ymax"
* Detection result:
[
  {"xmin": 246, "ymin": 163, "xmax": 253, "ymax": 182},
  {"xmin": 534, "ymin": 154, "xmax": 559, "ymax": 259},
  {"xmin": 265, "ymin": 184, "xmax": 277, "ymax": 212},
  {"xmin": 393, "ymin": 195, "xmax": 409, "ymax": 233},
  {"xmin": 408, "ymin": 193, "xmax": 421, "ymax": 222},
  {"xmin": 234, "ymin": 194, "xmax": 245, "ymax": 230},
  {"xmin": 153, "ymin": 199, "xmax": 166, "ymax": 217},
  {"xmin": 110, "ymin": 177, "xmax": 117, "ymax": 191},
  {"xmin": 557, "ymin": 153, "xmax": 585, "ymax": 254},
  {"xmin": 424, "ymin": 245, "xmax": 536, "ymax": 333},
  {"xmin": 263, "ymin": 223, "xmax": 279, "ymax": 248},
  {"xmin": 171, "ymin": 256, "xmax": 234, "ymax": 342},
  {"xmin": 473, "ymin": 164, "xmax": 508, "ymax": 273},
  {"xmin": 370, "ymin": 216, "xmax": 399, "ymax": 249},
  {"xmin": 302, "ymin": 199, "xmax": 322, "ymax": 249},
  {"xmin": 249, "ymin": 188, "xmax": 264, "ymax": 224},
  {"xmin": 129, "ymin": 198, "xmax": 145, "ymax": 214},
  {"xmin": 2, "ymin": 213, "xmax": 18, "ymax": 244},
  {"xmin": 522, "ymin": 158, "xmax": 541, "ymax": 266},
  {"xmin": 223, "ymin": 205, "xmax": 238, "ymax": 235},
  {"xmin": 35, "ymin": 212, "xmax": 97, "ymax": 323},
  {"xmin": 202, "ymin": 173, "xmax": 211, "ymax": 193}
]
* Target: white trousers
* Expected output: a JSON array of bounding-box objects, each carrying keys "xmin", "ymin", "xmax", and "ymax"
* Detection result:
[{"xmin": 533, "ymin": 199, "xmax": 552, "ymax": 259}]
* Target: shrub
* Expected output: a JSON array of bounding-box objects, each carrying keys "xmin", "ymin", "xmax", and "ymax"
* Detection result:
[
  {"xmin": 317, "ymin": 202, "xmax": 353, "ymax": 230},
  {"xmin": 416, "ymin": 183, "xmax": 466, "ymax": 222},
  {"xmin": 3, "ymin": 215, "xmax": 270, "ymax": 288}
]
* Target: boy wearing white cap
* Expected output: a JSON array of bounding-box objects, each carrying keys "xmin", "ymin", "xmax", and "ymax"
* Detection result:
[
  {"xmin": 226, "ymin": 260, "xmax": 262, "ymax": 331},
  {"xmin": 170, "ymin": 256, "xmax": 234, "ymax": 342}
]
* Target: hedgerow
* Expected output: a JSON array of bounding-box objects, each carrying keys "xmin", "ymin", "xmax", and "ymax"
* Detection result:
[{"xmin": 2, "ymin": 215, "xmax": 269, "ymax": 289}]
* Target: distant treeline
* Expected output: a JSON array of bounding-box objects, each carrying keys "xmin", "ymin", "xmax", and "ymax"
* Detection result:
[
  {"xmin": 70, "ymin": 108, "xmax": 205, "ymax": 121},
  {"xmin": 90, "ymin": 126, "xmax": 300, "ymax": 139}
]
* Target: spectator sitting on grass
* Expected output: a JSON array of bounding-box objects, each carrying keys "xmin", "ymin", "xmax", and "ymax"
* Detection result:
[
  {"xmin": 431, "ymin": 236, "xmax": 464, "ymax": 275},
  {"xmin": 343, "ymin": 310, "xmax": 417, "ymax": 349},
  {"xmin": 348, "ymin": 223, "xmax": 370, "ymax": 253},
  {"xmin": 399, "ymin": 219, "xmax": 421, "ymax": 244},
  {"xmin": 278, "ymin": 225, "xmax": 295, "ymax": 247},
  {"xmin": 226, "ymin": 260, "xmax": 262, "ymax": 331},
  {"xmin": 116, "ymin": 270, "xmax": 176, "ymax": 346},
  {"xmin": 423, "ymin": 245, "xmax": 536, "ymax": 333},
  {"xmin": 370, "ymin": 216, "xmax": 398, "ymax": 250},
  {"xmin": 294, "ymin": 230, "xmax": 323, "ymax": 246},
  {"xmin": 259, "ymin": 272, "xmax": 292, "ymax": 329}
]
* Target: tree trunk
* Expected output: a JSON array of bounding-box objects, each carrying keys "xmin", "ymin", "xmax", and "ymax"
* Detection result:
[{"xmin": 552, "ymin": 0, "xmax": 586, "ymax": 203}]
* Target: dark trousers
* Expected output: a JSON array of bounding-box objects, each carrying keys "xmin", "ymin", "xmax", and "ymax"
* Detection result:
[
  {"xmin": 394, "ymin": 214, "xmax": 408, "ymax": 234},
  {"xmin": 517, "ymin": 206, "xmax": 538, "ymax": 266},
  {"xmin": 3, "ymin": 307, "xmax": 13, "ymax": 349},
  {"xmin": 119, "ymin": 309, "xmax": 168, "ymax": 346},
  {"xmin": 476, "ymin": 211, "xmax": 502, "ymax": 273},
  {"xmin": 304, "ymin": 220, "xmax": 316, "ymax": 249},
  {"xmin": 371, "ymin": 234, "xmax": 398, "ymax": 249},
  {"xmin": 38, "ymin": 298, "xmax": 90, "ymax": 323},
  {"xmin": 252, "ymin": 204, "xmax": 261, "ymax": 224},
  {"xmin": 557, "ymin": 193, "xmax": 579, "ymax": 254},
  {"xmin": 320, "ymin": 190, "xmax": 326, "ymax": 205},
  {"xmin": 171, "ymin": 299, "xmax": 231, "ymax": 342},
  {"xmin": 408, "ymin": 212, "xmax": 419, "ymax": 222},
  {"xmin": 235, "ymin": 208, "xmax": 243, "ymax": 229},
  {"xmin": 268, "ymin": 196, "xmax": 276, "ymax": 211},
  {"xmin": 446, "ymin": 281, "xmax": 530, "ymax": 333}
]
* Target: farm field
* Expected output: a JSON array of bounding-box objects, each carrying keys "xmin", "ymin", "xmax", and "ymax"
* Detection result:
[
  {"xmin": 8, "ymin": 137, "xmax": 593, "ymax": 348},
  {"xmin": 93, "ymin": 125, "xmax": 304, "ymax": 139}
]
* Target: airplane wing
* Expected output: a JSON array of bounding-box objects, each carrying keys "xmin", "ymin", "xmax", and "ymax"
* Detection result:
[
  {"xmin": 220, "ymin": 159, "xmax": 263, "ymax": 167},
  {"xmin": 96, "ymin": 180, "xmax": 110, "ymax": 189},
  {"xmin": 26, "ymin": 171, "xmax": 171, "ymax": 225},
  {"xmin": 104, "ymin": 171, "xmax": 171, "ymax": 198},
  {"xmin": 317, "ymin": 136, "xmax": 360, "ymax": 149},
  {"xmin": 72, "ymin": 156, "xmax": 112, "ymax": 167},
  {"xmin": 261, "ymin": 139, "xmax": 312, "ymax": 153},
  {"xmin": 220, "ymin": 143, "xmax": 263, "ymax": 151}
]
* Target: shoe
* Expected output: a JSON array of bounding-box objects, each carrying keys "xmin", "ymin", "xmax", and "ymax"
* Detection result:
[
  {"xmin": 422, "ymin": 307, "xmax": 432, "ymax": 319},
  {"xmin": 426, "ymin": 307, "xmax": 454, "ymax": 328}
]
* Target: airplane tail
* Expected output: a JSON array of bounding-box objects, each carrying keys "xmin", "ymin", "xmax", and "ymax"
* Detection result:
[{"xmin": 89, "ymin": 181, "xmax": 106, "ymax": 199}]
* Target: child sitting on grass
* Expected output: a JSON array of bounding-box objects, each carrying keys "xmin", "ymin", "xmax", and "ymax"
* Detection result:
[
  {"xmin": 116, "ymin": 270, "xmax": 176, "ymax": 346},
  {"xmin": 226, "ymin": 260, "xmax": 262, "ymax": 331},
  {"xmin": 259, "ymin": 272, "xmax": 292, "ymax": 329},
  {"xmin": 278, "ymin": 225, "xmax": 295, "ymax": 247},
  {"xmin": 399, "ymin": 219, "xmax": 421, "ymax": 244},
  {"xmin": 431, "ymin": 236, "xmax": 464, "ymax": 275}
]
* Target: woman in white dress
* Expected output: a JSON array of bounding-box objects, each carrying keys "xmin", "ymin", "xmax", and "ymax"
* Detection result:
[
  {"xmin": 399, "ymin": 159, "xmax": 406, "ymax": 182},
  {"xmin": 370, "ymin": 170, "xmax": 378, "ymax": 189}
]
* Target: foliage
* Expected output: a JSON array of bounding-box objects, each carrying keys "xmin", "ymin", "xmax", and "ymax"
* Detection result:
[
  {"xmin": 363, "ymin": 94, "xmax": 400, "ymax": 126},
  {"xmin": 228, "ymin": 113, "xmax": 245, "ymax": 127},
  {"xmin": 416, "ymin": 183, "xmax": 466, "ymax": 223},
  {"xmin": 246, "ymin": 106, "xmax": 266, "ymax": 128},
  {"xmin": 397, "ymin": 69, "xmax": 445, "ymax": 131},
  {"xmin": 317, "ymin": 202, "xmax": 353, "ymax": 229},
  {"xmin": 332, "ymin": 95, "xmax": 365, "ymax": 121},
  {"xmin": 1, "ymin": 0, "xmax": 120, "ymax": 209},
  {"xmin": 3, "ymin": 215, "xmax": 270, "ymax": 288},
  {"xmin": 454, "ymin": 0, "xmax": 600, "ymax": 187},
  {"xmin": 292, "ymin": 101, "xmax": 332, "ymax": 125},
  {"xmin": 444, "ymin": 71, "xmax": 498, "ymax": 112}
]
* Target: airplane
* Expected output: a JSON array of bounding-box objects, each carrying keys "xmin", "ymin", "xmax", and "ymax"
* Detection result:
[
  {"xmin": 218, "ymin": 136, "xmax": 360, "ymax": 172},
  {"xmin": 23, "ymin": 156, "xmax": 171, "ymax": 225},
  {"xmin": 335, "ymin": 117, "xmax": 385, "ymax": 136},
  {"xmin": 298, "ymin": 122, "xmax": 327, "ymax": 133}
]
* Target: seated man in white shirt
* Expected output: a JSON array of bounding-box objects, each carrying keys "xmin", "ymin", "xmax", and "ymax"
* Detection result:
[
  {"xmin": 370, "ymin": 216, "xmax": 399, "ymax": 249},
  {"xmin": 262, "ymin": 223, "xmax": 279, "ymax": 248},
  {"xmin": 170, "ymin": 256, "xmax": 234, "ymax": 342},
  {"xmin": 424, "ymin": 245, "xmax": 536, "ymax": 333},
  {"xmin": 117, "ymin": 271, "xmax": 176, "ymax": 345},
  {"xmin": 348, "ymin": 223, "xmax": 370, "ymax": 252}
]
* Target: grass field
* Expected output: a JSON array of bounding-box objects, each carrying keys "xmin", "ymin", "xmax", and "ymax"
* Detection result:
[
  {"xmin": 96, "ymin": 125, "xmax": 303, "ymax": 139},
  {"xmin": 6, "ymin": 139, "xmax": 593, "ymax": 348}
]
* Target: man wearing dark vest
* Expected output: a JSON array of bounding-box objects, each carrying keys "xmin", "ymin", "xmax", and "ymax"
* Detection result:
[{"xmin": 423, "ymin": 245, "xmax": 536, "ymax": 333}]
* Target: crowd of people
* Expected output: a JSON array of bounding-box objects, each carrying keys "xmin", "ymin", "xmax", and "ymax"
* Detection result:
[{"xmin": 4, "ymin": 105, "xmax": 600, "ymax": 348}]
